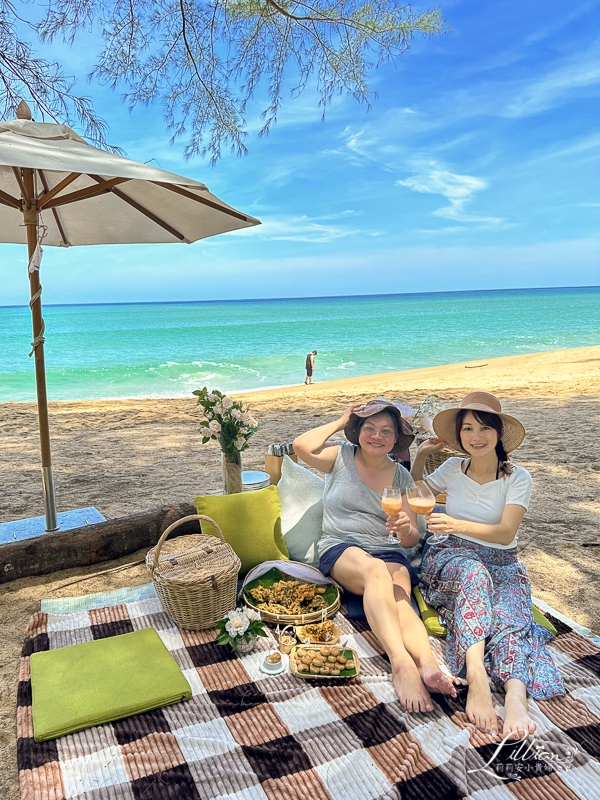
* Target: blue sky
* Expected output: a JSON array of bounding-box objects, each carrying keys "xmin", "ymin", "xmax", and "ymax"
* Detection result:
[{"xmin": 2, "ymin": 0, "xmax": 599, "ymax": 304}]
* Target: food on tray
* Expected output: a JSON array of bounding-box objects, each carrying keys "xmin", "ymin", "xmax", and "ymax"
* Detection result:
[
  {"xmin": 291, "ymin": 645, "xmax": 359, "ymax": 680},
  {"xmin": 297, "ymin": 619, "xmax": 337, "ymax": 643},
  {"xmin": 321, "ymin": 646, "xmax": 331, "ymax": 656},
  {"xmin": 248, "ymin": 578, "xmax": 330, "ymax": 616}
]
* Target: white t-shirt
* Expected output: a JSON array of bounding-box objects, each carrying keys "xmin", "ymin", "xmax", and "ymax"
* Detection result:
[{"xmin": 426, "ymin": 457, "xmax": 532, "ymax": 549}]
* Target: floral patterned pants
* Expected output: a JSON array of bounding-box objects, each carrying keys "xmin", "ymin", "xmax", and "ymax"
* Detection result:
[{"xmin": 420, "ymin": 536, "xmax": 565, "ymax": 699}]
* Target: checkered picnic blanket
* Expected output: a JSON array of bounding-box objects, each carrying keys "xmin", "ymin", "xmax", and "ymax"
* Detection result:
[{"xmin": 18, "ymin": 599, "xmax": 600, "ymax": 800}]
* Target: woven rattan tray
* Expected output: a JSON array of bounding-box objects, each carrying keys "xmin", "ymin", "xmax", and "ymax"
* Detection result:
[
  {"xmin": 295, "ymin": 623, "xmax": 343, "ymax": 645},
  {"xmin": 242, "ymin": 565, "xmax": 340, "ymax": 625},
  {"xmin": 290, "ymin": 645, "xmax": 359, "ymax": 680}
]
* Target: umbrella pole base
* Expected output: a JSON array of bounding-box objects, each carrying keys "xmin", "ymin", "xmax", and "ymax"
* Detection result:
[
  {"xmin": 41, "ymin": 466, "xmax": 59, "ymax": 532},
  {"xmin": 0, "ymin": 507, "xmax": 106, "ymax": 543}
]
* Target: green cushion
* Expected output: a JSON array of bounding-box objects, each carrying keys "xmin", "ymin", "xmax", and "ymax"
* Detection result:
[
  {"xmin": 195, "ymin": 485, "xmax": 289, "ymax": 576},
  {"xmin": 412, "ymin": 588, "xmax": 558, "ymax": 638},
  {"xmin": 532, "ymin": 604, "xmax": 558, "ymax": 636},
  {"xmin": 413, "ymin": 586, "xmax": 447, "ymax": 637},
  {"xmin": 30, "ymin": 627, "xmax": 191, "ymax": 742}
]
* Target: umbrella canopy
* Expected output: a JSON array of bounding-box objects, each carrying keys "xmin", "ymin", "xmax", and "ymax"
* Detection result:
[
  {"xmin": 0, "ymin": 117, "xmax": 259, "ymax": 246},
  {"xmin": 0, "ymin": 102, "xmax": 260, "ymax": 532}
]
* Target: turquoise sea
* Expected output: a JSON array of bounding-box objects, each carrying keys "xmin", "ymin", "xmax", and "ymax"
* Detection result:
[{"xmin": 1, "ymin": 287, "xmax": 598, "ymax": 402}]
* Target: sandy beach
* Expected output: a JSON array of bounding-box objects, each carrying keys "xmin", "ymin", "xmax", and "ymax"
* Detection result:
[{"xmin": 1, "ymin": 345, "xmax": 599, "ymax": 796}]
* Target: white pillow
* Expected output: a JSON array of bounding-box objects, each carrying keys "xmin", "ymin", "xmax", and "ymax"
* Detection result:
[{"xmin": 278, "ymin": 455, "xmax": 324, "ymax": 569}]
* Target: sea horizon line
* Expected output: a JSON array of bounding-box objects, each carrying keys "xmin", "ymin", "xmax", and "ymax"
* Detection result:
[{"xmin": 1, "ymin": 284, "xmax": 599, "ymax": 310}]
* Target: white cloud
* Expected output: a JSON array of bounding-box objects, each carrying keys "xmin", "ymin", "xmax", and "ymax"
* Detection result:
[
  {"xmin": 503, "ymin": 49, "xmax": 600, "ymax": 117},
  {"xmin": 396, "ymin": 166, "xmax": 505, "ymax": 226},
  {"xmin": 527, "ymin": 132, "xmax": 600, "ymax": 164},
  {"xmin": 227, "ymin": 212, "xmax": 376, "ymax": 243}
]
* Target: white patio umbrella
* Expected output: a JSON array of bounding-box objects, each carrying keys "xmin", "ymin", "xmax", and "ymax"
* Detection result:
[{"xmin": 0, "ymin": 101, "xmax": 260, "ymax": 532}]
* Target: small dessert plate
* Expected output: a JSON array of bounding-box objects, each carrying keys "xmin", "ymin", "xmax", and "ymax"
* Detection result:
[{"xmin": 259, "ymin": 653, "xmax": 288, "ymax": 675}]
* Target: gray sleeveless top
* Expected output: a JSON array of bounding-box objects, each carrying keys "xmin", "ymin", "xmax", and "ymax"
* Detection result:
[{"xmin": 318, "ymin": 442, "xmax": 413, "ymax": 557}]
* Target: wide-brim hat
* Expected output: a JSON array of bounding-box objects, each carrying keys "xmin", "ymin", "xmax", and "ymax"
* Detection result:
[
  {"xmin": 433, "ymin": 392, "xmax": 525, "ymax": 455},
  {"xmin": 344, "ymin": 401, "xmax": 415, "ymax": 459}
]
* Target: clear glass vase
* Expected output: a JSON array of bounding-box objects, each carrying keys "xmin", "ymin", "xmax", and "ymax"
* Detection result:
[
  {"xmin": 233, "ymin": 633, "xmax": 256, "ymax": 655},
  {"xmin": 221, "ymin": 450, "xmax": 243, "ymax": 494}
]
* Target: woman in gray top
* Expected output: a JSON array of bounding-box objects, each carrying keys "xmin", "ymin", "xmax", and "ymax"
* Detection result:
[{"xmin": 294, "ymin": 400, "xmax": 457, "ymax": 713}]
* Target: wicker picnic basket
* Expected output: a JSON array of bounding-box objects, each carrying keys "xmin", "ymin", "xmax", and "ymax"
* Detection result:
[
  {"xmin": 146, "ymin": 514, "xmax": 241, "ymax": 630},
  {"xmin": 416, "ymin": 434, "xmax": 460, "ymax": 476}
]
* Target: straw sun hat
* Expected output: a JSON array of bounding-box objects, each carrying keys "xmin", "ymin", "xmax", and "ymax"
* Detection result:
[
  {"xmin": 344, "ymin": 400, "xmax": 415, "ymax": 459},
  {"xmin": 432, "ymin": 392, "xmax": 525, "ymax": 455}
]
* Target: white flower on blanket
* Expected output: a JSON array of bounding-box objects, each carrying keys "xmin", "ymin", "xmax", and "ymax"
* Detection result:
[
  {"xmin": 225, "ymin": 611, "xmax": 250, "ymax": 637},
  {"xmin": 244, "ymin": 606, "xmax": 262, "ymax": 622},
  {"xmin": 214, "ymin": 605, "xmax": 267, "ymax": 649}
]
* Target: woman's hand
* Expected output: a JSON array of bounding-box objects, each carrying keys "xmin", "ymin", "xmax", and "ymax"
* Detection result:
[
  {"xmin": 425, "ymin": 512, "xmax": 459, "ymax": 536},
  {"xmin": 417, "ymin": 436, "xmax": 447, "ymax": 456},
  {"xmin": 337, "ymin": 404, "xmax": 364, "ymax": 430},
  {"xmin": 385, "ymin": 511, "xmax": 412, "ymax": 539}
]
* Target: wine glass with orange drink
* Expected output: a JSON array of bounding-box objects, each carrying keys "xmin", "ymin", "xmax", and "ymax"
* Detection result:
[
  {"xmin": 382, "ymin": 487, "xmax": 404, "ymax": 543},
  {"xmin": 406, "ymin": 481, "xmax": 447, "ymax": 545}
]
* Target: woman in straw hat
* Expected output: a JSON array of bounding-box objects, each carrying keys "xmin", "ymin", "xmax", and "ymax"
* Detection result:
[
  {"xmin": 294, "ymin": 400, "xmax": 458, "ymax": 712},
  {"xmin": 412, "ymin": 392, "xmax": 564, "ymax": 740}
]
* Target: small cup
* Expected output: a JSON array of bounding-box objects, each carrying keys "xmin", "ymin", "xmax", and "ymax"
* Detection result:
[
  {"xmin": 279, "ymin": 625, "xmax": 296, "ymax": 654},
  {"xmin": 262, "ymin": 652, "xmax": 283, "ymax": 673}
]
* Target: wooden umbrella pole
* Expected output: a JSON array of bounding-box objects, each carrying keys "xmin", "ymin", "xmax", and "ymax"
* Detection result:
[{"xmin": 23, "ymin": 167, "xmax": 58, "ymax": 532}]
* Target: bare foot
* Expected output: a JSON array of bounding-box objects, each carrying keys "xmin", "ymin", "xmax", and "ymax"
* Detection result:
[
  {"xmin": 466, "ymin": 672, "xmax": 500, "ymax": 736},
  {"xmin": 420, "ymin": 660, "xmax": 458, "ymax": 697},
  {"xmin": 503, "ymin": 691, "xmax": 536, "ymax": 740},
  {"xmin": 392, "ymin": 659, "xmax": 434, "ymax": 712}
]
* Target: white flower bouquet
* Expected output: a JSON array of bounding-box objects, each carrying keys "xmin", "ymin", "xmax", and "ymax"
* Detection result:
[
  {"xmin": 193, "ymin": 387, "xmax": 259, "ymax": 454},
  {"xmin": 214, "ymin": 606, "xmax": 267, "ymax": 649},
  {"xmin": 411, "ymin": 394, "xmax": 446, "ymax": 437}
]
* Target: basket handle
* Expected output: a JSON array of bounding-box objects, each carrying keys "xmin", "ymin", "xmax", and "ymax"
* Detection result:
[{"xmin": 151, "ymin": 514, "xmax": 226, "ymax": 574}]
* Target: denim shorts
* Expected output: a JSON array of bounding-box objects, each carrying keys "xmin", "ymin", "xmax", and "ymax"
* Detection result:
[{"xmin": 318, "ymin": 542, "xmax": 419, "ymax": 584}]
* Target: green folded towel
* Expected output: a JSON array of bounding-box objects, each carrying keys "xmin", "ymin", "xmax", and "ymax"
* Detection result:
[{"xmin": 30, "ymin": 627, "xmax": 191, "ymax": 742}]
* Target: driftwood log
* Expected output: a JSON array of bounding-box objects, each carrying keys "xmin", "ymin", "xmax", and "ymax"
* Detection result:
[{"xmin": 0, "ymin": 501, "xmax": 197, "ymax": 584}]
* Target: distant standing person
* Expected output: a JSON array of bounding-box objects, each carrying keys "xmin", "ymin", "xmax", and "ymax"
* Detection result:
[{"xmin": 304, "ymin": 350, "xmax": 317, "ymax": 384}]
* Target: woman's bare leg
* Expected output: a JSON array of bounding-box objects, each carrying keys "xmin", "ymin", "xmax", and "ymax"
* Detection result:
[
  {"xmin": 503, "ymin": 679, "xmax": 536, "ymax": 739},
  {"xmin": 332, "ymin": 549, "xmax": 451, "ymax": 711},
  {"xmin": 386, "ymin": 563, "xmax": 457, "ymax": 697},
  {"xmin": 465, "ymin": 640, "xmax": 500, "ymax": 736}
]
